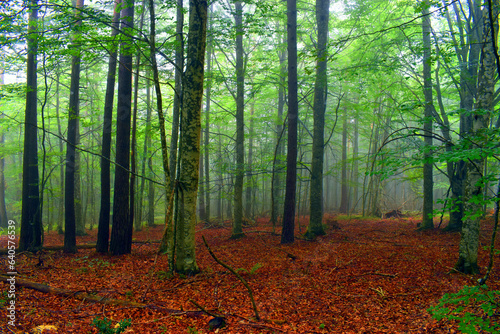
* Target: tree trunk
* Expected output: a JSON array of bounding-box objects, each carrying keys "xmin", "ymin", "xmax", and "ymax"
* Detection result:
[
  {"xmin": 456, "ymin": 1, "xmax": 497, "ymax": 274},
  {"xmin": 306, "ymin": 0, "xmax": 329, "ymax": 238},
  {"xmin": 421, "ymin": 0, "xmax": 435, "ymax": 230},
  {"xmin": 131, "ymin": 4, "xmax": 146, "ymax": 232},
  {"xmin": 245, "ymin": 102, "xmax": 254, "ymax": 219},
  {"xmin": 64, "ymin": 0, "xmax": 85, "ymax": 253},
  {"xmin": 75, "ymin": 145, "xmax": 85, "ymax": 236},
  {"xmin": 20, "ymin": 0, "xmax": 42, "ymax": 252},
  {"xmin": 282, "ymin": 0, "xmax": 298, "ymax": 244},
  {"xmin": 352, "ymin": 118, "xmax": 359, "ymax": 213},
  {"xmin": 232, "ymin": 1, "xmax": 245, "ymax": 239},
  {"xmin": 271, "ymin": 21, "xmax": 286, "ymax": 229},
  {"xmin": 110, "ymin": 0, "xmax": 135, "ymax": 255},
  {"xmin": 441, "ymin": 0, "xmax": 483, "ymax": 231},
  {"xmin": 198, "ymin": 137, "xmax": 206, "ymax": 220},
  {"xmin": 97, "ymin": 0, "xmax": 121, "ymax": 253},
  {"xmin": 174, "ymin": 0, "xmax": 207, "ymax": 274},
  {"xmin": 0, "ymin": 132, "xmax": 7, "ymax": 228},
  {"xmin": 138, "ymin": 73, "xmax": 152, "ymax": 229},
  {"xmin": 170, "ymin": 0, "xmax": 184, "ymax": 185},
  {"xmin": 339, "ymin": 114, "xmax": 348, "ymax": 214},
  {"xmin": 204, "ymin": 6, "xmax": 213, "ymax": 223}
]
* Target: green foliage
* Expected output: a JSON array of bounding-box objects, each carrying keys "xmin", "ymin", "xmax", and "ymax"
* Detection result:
[
  {"xmin": 236, "ymin": 262, "xmax": 263, "ymax": 275},
  {"xmin": 0, "ymin": 290, "xmax": 12, "ymax": 308},
  {"xmin": 91, "ymin": 317, "xmax": 131, "ymax": 334},
  {"xmin": 428, "ymin": 285, "xmax": 500, "ymax": 333},
  {"xmin": 71, "ymin": 255, "xmax": 113, "ymax": 268},
  {"xmin": 187, "ymin": 326, "xmax": 199, "ymax": 334}
]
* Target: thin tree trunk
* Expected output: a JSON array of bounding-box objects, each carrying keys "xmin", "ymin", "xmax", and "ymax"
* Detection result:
[
  {"xmin": 169, "ymin": 0, "xmax": 184, "ymax": 184},
  {"xmin": 204, "ymin": 6, "xmax": 212, "ymax": 223},
  {"xmin": 131, "ymin": 3, "xmax": 146, "ymax": 232},
  {"xmin": 282, "ymin": 0, "xmax": 298, "ymax": 244},
  {"xmin": 138, "ymin": 71, "xmax": 152, "ymax": 229},
  {"xmin": 271, "ymin": 22, "xmax": 286, "ymax": 229},
  {"xmin": 245, "ymin": 102, "xmax": 254, "ymax": 219},
  {"xmin": 339, "ymin": 114, "xmax": 348, "ymax": 214},
  {"xmin": 421, "ymin": 0, "xmax": 435, "ymax": 230},
  {"xmin": 97, "ymin": 0, "xmax": 121, "ymax": 253},
  {"xmin": 64, "ymin": 0, "xmax": 85, "ymax": 253},
  {"xmin": 232, "ymin": 1, "xmax": 245, "ymax": 239}
]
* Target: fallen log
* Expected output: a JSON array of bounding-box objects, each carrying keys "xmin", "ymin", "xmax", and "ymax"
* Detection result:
[{"xmin": 0, "ymin": 274, "xmax": 146, "ymax": 307}]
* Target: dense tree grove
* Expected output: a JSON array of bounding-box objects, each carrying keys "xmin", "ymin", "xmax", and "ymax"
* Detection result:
[{"xmin": 1, "ymin": 0, "xmax": 499, "ymax": 274}]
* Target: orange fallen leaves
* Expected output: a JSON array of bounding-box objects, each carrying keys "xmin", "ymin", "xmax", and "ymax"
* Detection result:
[{"xmin": 0, "ymin": 215, "xmax": 498, "ymax": 333}]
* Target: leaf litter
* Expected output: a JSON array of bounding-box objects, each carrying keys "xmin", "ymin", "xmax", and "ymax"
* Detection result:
[{"xmin": 1, "ymin": 214, "xmax": 498, "ymax": 333}]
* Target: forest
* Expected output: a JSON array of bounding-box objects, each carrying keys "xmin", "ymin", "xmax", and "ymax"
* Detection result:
[{"xmin": 0, "ymin": 0, "xmax": 500, "ymax": 332}]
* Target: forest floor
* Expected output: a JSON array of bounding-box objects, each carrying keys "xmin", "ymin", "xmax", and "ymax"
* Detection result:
[{"xmin": 1, "ymin": 214, "xmax": 499, "ymax": 333}]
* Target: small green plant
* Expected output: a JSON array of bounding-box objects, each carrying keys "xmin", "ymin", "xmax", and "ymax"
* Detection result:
[
  {"xmin": 236, "ymin": 263, "xmax": 263, "ymax": 275},
  {"xmin": 155, "ymin": 270, "xmax": 169, "ymax": 280},
  {"xmin": 0, "ymin": 291, "xmax": 10, "ymax": 307},
  {"xmin": 187, "ymin": 326, "xmax": 199, "ymax": 334},
  {"xmin": 92, "ymin": 316, "xmax": 131, "ymax": 334},
  {"xmin": 428, "ymin": 285, "xmax": 500, "ymax": 333},
  {"xmin": 319, "ymin": 323, "xmax": 326, "ymax": 329}
]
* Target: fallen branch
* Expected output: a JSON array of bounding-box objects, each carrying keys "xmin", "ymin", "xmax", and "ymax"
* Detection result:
[
  {"xmin": 0, "ymin": 275, "xmax": 200, "ymax": 317},
  {"xmin": 202, "ymin": 236, "xmax": 260, "ymax": 320},
  {"xmin": 189, "ymin": 298, "xmax": 224, "ymax": 318},
  {"xmin": 0, "ymin": 275, "xmax": 146, "ymax": 307},
  {"xmin": 359, "ymin": 272, "xmax": 397, "ymax": 278}
]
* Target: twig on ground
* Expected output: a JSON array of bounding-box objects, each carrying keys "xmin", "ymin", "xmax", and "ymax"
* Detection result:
[{"xmin": 202, "ymin": 235, "xmax": 260, "ymax": 320}]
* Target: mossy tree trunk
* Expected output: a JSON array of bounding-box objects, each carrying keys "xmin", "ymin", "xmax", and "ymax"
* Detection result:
[
  {"xmin": 456, "ymin": 1, "xmax": 498, "ymax": 274},
  {"xmin": 174, "ymin": 0, "xmax": 208, "ymax": 274}
]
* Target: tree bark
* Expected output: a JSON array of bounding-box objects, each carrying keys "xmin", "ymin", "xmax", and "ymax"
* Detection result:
[
  {"xmin": 271, "ymin": 21, "xmax": 286, "ymax": 229},
  {"xmin": 20, "ymin": 0, "xmax": 42, "ymax": 252},
  {"xmin": 174, "ymin": 0, "xmax": 208, "ymax": 274},
  {"xmin": 97, "ymin": 0, "xmax": 121, "ymax": 253},
  {"xmin": 204, "ymin": 5, "xmax": 213, "ymax": 223},
  {"xmin": 421, "ymin": 0, "xmax": 435, "ymax": 230},
  {"xmin": 110, "ymin": 0, "xmax": 135, "ymax": 255},
  {"xmin": 170, "ymin": 0, "xmax": 184, "ymax": 185},
  {"xmin": 456, "ymin": 0, "xmax": 498, "ymax": 274},
  {"xmin": 232, "ymin": 1, "xmax": 245, "ymax": 239},
  {"xmin": 64, "ymin": 0, "xmax": 85, "ymax": 253},
  {"xmin": 282, "ymin": 0, "xmax": 298, "ymax": 244},
  {"xmin": 339, "ymin": 114, "xmax": 348, "ymax": 214},
  {"xmin": 307, "ymin": 0, "xmax": 329, "ymax": 238}
]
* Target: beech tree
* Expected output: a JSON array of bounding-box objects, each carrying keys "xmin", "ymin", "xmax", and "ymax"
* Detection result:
[
  {"xmin": 456, "ymin": 0, "xmax": 498, "ymax": 274},
  {"xmin": 64, "ymin": 0, "xmax": 85, "ymax": 254},
  {"xmin": 110, "ymin": 0, "xmax": 135, "ymax": 255},
  {"xmin": 174, "ymin": 0, "xmax": 208, "ymax": 274},
  {"xmin": 20, "ymin": 0, "xmax": 42, "ymax": 252},
  {"xmin": 96, "ymin": 0, "xmax": 121, "ymax": 254},
  {"xmin": 306, "ymin": 0, "xmax": 329, "ymax": 239},
  {"xmin": 420, "ymin": 0, "xmax": 435, "ymax": 230},
  {"xmin": 232, "ymin": 0, "xmax": 245, "ymax": 239},
  {"xmin": 282, "ymin": 0, "xmax": 298, "ymax": 244}
]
